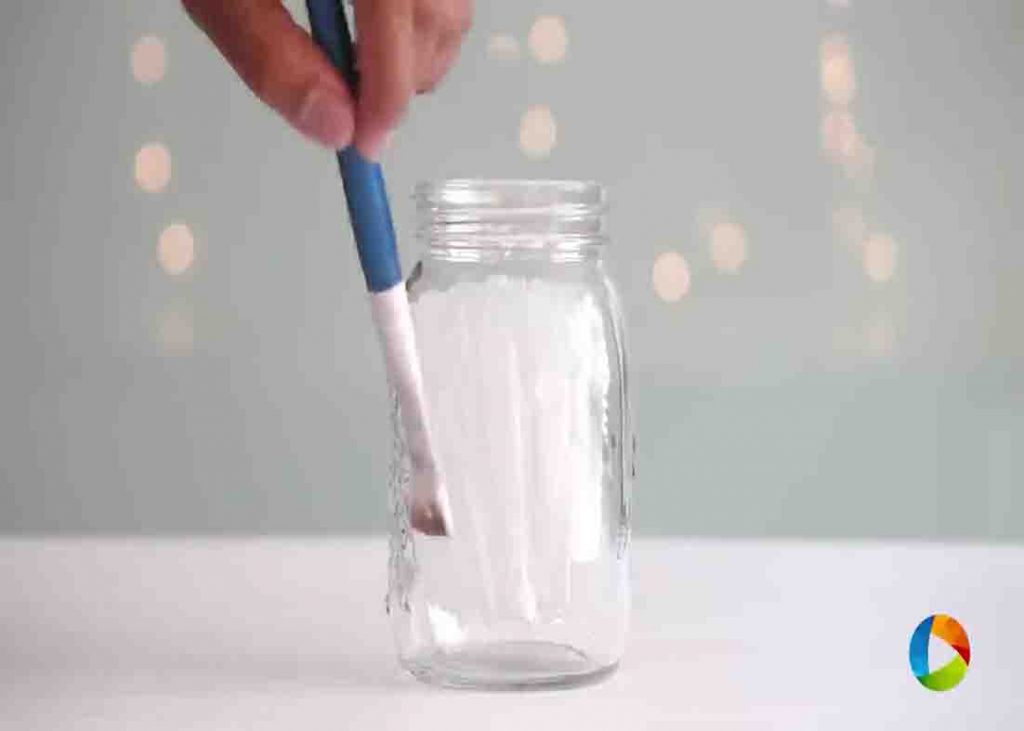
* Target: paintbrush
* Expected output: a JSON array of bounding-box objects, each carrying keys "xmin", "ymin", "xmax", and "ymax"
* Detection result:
[{"xmin": 305, "ymin": 0, "xmax": 452, "ymax": 536}]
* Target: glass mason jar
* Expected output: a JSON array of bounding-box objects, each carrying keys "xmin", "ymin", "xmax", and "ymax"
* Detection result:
[{"xmin": 387, "ymin": 179, "xmax": 632, "ymax": 689}]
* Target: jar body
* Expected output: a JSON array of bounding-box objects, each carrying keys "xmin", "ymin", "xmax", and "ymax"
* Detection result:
[{"xmin": 387, "ymin": 180, "xmax": 631, "ymax": 689}]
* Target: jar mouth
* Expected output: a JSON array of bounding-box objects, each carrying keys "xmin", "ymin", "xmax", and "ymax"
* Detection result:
[
  {"xmin": 416, "ymin": 179, "xmax": 606, "ymax": 217},
  {"xmin": 415, "ymin": 179, "xmax": 607, "ymax": 257}
]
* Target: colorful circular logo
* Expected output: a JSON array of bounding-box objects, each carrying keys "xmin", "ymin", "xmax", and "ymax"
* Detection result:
[{"xmin": 909, "ymin": 614, "xmax": 971, "ymax": 691}]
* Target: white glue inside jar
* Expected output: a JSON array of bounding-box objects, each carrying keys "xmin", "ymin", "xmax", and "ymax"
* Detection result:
[{"xmin": 387, "ymin": 179, "xmax": 633, "ymax": 689}]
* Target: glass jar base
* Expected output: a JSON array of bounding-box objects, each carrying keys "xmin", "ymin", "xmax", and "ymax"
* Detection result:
[{"xmin": 402, "ymin": 640, "xmax": 619, "ymax": 690}]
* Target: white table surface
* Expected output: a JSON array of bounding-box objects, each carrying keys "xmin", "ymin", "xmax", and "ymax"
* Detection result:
[{"xmin": 1, "ymin": 537, "xmax": 1021, "ymax": 730}]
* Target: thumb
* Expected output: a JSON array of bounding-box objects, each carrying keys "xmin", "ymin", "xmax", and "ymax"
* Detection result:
[{"xmin": 183, "ymin": 0, "xmax": 355, "ymax": 149}]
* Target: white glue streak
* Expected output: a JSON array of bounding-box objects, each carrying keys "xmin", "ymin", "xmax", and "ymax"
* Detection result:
[{"xmin": 411, "ymin": 275, "xmax": 610, "ymax": 625}]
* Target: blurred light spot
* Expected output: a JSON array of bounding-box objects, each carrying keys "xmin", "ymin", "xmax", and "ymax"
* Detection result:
[
  {"xmin": 158, "ymin": 309, "xmax": 193, "ymax": 356},
  {"xmin": 519, "ymin": 105, "xmax": 557, "ymax": 158},
  {"xmin": 828, "ymin": 0, "xmax": 851, "ymax": 7},
  {"xmin": 487, "ymin": 33, "xmax": 520, "ymax": 62},
  {"xmin": 131, "ymin": 35, "xmax": 166, "ymax": 85},
  {"xmin": 821, "ymin": 110, "xmax": 857, "ymax": 161},
  {"xmin": 820, "ymin": 34, "xmax": 855, "ymax": 106},
  {"xmin": 134, "ymin": 143, "xmax": 172, "ymax": 193},
  {"xmin": 652, "ymin": 251, "xmax": 691, "ymax": 302},
  {"xmin": 158, "ymin": 223, "xmax": 195, "ymax": 276},
  {"xmin": 710, "ymin": 221, "xmax": 748, "ymax": 273},
  {"xmin": 864, "ymin": 311, "xmax": 895, "ymax": 358},
  {"xmin": 528, "ymin": 15, "xmax": 568, "ymax": 64},
  {"xmin": 833, "ymin": 205, "xmax": 866, "ymax": 247},
  {"xmin": 820, "ymin": 34, "xmax": 851, "ymax": 65},
  {"xmin": 863, "ymin": 233, "xmax": 896, "ymax": 283}
]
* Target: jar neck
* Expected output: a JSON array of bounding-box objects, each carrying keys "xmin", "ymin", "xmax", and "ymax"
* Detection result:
[{"xmin": 416, "ymin": 179, "xmax": 607, "ymax": 263}]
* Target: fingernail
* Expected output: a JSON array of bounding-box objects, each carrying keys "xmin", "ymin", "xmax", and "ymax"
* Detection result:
[
  {"xmin": 357, "ymin": 130, "xmax": 394, "ymax": 161},
  {"xmin": 296, "ymin": 86, "xmax": 353, "ymax": 149}
]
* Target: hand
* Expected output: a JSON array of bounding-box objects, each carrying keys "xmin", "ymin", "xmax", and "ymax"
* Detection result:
[{"xmin": 182, "ymin": 0, "xmax": 473, "ymax": 157}]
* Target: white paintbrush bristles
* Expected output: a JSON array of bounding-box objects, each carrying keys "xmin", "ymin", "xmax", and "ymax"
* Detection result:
[
  {"xmin": 370, "ymin": 284, "xmax": 453, "ymax": 537},
  {"xmin": 409, "ymin": 275, "xmax": 610, "ymax": 624}
]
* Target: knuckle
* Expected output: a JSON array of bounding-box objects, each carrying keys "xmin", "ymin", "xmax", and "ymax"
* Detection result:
[{"xmin": 248, "ymin": 55, "xmax": 308, "ymax": 116}]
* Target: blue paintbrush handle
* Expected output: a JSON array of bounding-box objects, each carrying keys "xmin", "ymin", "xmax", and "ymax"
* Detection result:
[{"xmin": 305, "ymin": 0, "xmax": 402, "ymax": 293}]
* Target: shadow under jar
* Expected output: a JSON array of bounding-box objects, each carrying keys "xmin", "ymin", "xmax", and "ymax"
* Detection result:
[{"xmin": 388, "ymin": 179, "xmax": 632, "ymax": 689}]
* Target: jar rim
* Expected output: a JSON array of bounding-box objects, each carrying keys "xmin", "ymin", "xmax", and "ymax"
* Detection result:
[
  {"xmin": 415, "ymin": 178, "xmax": 607, "ymax": 217},
  {"xmin": 415, "ymin": 179, "xmax": 607, "ymax": 256}
]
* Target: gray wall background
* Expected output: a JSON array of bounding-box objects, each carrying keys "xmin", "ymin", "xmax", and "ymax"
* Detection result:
[{"xmin": 1, "ymin": 1, "xmax": 1021, "ymax": 539}]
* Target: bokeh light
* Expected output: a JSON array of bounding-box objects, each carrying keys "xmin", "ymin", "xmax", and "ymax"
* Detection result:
[
  {"xmin": 863, "ymin": 233, "xmax": 896, "ymax": 283},
  {"xmin": 487, "ymin": 33, "xmax": 520, "ymax": 62},
  {"xmin": 158, "ymin": 223, "xmax": 195, "ymax": 276},
  {"xmin": 820, "ymin": 34, "xmax": 850, "ymax": 60},
  {"xmin": 519, "ymin": 105, "xmax": 557, "ymax": 158},
  {"xmin": 821, "ymin": 110, "xmax": 857, "ymax": 161},
  {"xmin": 710, "ymin": 221, "xmax": 748, "ymax": 273},
  {"xmin": 528, "ymin": 15, "xmax": 568, "ymax": 65},
  {"xmin": 134, "ymin": 143, "xmax": 172, "ymax": 193},
  {"xmin": 652, "ymin": 251, "xmax": 691, "ymax": 302},
  {"xmin": 131, "ymin": 35, "xmax": 167, "ymax": 86},
  {"xmin": 821, "ymin": 51, "xmax": 856, "ymax": 107}
]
